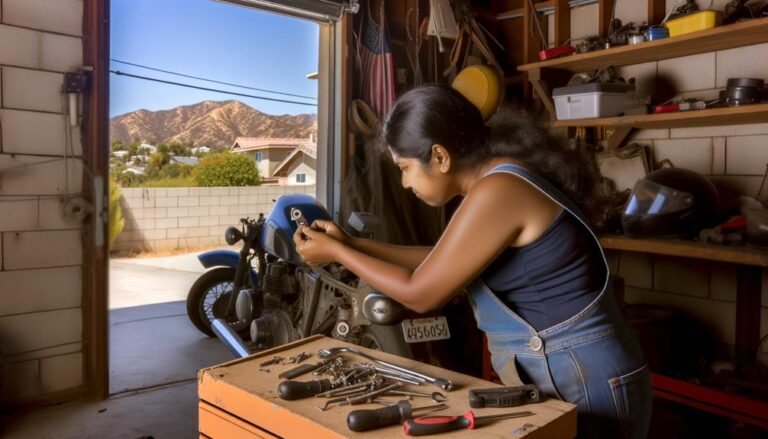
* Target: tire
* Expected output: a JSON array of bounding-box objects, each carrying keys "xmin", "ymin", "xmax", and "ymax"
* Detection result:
[
  {"xmin": 359, "ymin": 325, "xmax": 413, "ymax": 359},
  {"xmin": 186, "ymin": 267, "xmax": 243, "ymax": 337}
]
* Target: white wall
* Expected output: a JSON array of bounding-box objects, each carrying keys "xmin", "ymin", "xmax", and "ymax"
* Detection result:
[
  {"xmin": 285, "ymin": 162, "xmax": 316, "ymax": 186},
  {"xmin": 114, "ymin": 185, "xmax": 316, "ymax": 253},
  {"xmin": 0, "ymin": 0, "xmax": 87, "ymax": 405}
]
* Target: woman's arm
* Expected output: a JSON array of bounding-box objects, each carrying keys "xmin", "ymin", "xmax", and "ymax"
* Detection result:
[
  {"xmin": 348, "ymin": 238, "xmax": 432, "ymax": 271},
  {"xmin": 307, "ymin": 219, "xmax": 432, "ymax": 270},
  {"xmin": 297, "ymin": 173, "xmax": 561, "ymax": 313}
]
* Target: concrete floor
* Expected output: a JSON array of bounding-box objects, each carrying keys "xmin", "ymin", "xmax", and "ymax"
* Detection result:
[{"xmin": 0, "ymin": 250, "xmax": 235, "ymax": 439}]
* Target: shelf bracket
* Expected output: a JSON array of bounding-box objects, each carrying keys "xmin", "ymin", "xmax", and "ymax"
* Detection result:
[
  {"xmin": 529, "ymin": 80, "xmax": 557, "ymax": 119},
  {"xmin": 527, "ymin": 68, "xmax": 571, "ymax": 121},
  {"xmin": 605, "ymin": 127, "xmax": 633, "ymax": 151}
]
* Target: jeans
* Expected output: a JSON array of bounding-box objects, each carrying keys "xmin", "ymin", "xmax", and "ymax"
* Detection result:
[{"xmin": 469, "ymin": 279, "xmax": 652, "ymax": 439}]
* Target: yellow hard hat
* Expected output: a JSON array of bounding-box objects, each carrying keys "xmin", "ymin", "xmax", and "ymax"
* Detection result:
[{"xmin": 451, "ymin": 65, "xmax": 502, "ymax": 120}]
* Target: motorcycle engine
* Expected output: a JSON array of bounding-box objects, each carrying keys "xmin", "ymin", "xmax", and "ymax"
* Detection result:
[{"xmin": 249, "ymin": 262, "xmax": 300, "ymax": 349}]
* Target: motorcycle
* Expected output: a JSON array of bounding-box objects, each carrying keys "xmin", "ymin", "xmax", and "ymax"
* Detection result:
[{"xmin": 185, "ymin": 194, "xmax": 451, "ymax": 359}]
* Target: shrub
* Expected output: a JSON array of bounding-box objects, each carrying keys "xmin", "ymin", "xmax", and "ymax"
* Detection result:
[
  {"xmin": 193, "ymin": 152, "xmax": 261, "ymax": 187},
  {"xmin": 142, "ymin": 177, "xmax": 197, "ymax": 187},
  {"xmin": 115, "ymin": 171, "xmax": 147, "ymax": 187},
  {"xmin": 108, "ymin": 176, "xmax": 125, "ymax": 247}
]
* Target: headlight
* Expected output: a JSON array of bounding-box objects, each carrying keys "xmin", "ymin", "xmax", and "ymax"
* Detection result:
[{"xmin": 225, "ymin": 226, "xmax": 245, "ymax": 245}]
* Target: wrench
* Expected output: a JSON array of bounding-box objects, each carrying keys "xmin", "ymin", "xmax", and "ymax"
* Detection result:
[
  {"xmin": 318, "ymin": 347, "xmax": 454, "ymax": 391},
  {"xmin": 386, "ymin": 390, "xmax": 447, "ymax": 403}
]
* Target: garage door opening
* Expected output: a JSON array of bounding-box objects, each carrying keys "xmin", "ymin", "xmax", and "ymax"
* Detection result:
[{"xmin": 107, "ymin": 0, "xmax": 326, "ymax": 396}]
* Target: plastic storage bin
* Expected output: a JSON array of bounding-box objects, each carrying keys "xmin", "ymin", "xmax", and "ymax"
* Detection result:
[
  {"xmin": 665, "ymin": 10, "xmax": 723, "ymax": 37},
  {"xmin": 552, "ymin": 83, "xmax": 634, "ymax": 120}
]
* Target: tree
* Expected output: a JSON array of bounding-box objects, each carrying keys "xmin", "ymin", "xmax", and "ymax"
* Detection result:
[
  {"xmin": 108, "ymin": 176, "xmax": 125, "ymax": 247},
  {"xmin": 111, "ymin": 140, "xmax": 124, "ymax": 151},
  {"xmin": 116, "ymin": 171, "xmax": 146, "ymax": 187},
  {"xmin": 169, "ymin": 142, "xmax": 187, "ymax": 156},
  {"xmin": 193, "ymin": 152, "xmax": 261, "ymax": 187},
  {"xmin": 148, "ymin": 151, "xmax": 170, "ymax": 170},
  {"xmin": 127, "ymin": 141, "xmax": 141, "ymax": 157}
]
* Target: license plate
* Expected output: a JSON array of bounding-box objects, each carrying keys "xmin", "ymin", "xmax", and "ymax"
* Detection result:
[{"xmin": 401, "ymin": 316, "xmax": 451, "ymax": 343}]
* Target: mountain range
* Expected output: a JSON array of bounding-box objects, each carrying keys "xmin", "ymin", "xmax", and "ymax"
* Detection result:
[{"xmin": 109, "ymin": 100, "xmax": 317, "ymax": 148}]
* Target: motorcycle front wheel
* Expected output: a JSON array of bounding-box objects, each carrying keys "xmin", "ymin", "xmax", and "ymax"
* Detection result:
[{"xmin": 186, "ymin": 267, "xmax": 248, "ymax": 337}]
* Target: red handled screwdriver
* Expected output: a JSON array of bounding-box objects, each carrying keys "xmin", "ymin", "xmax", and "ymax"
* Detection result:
[
  {"xmin": 404, "ymin": 410, "xmax": 534, "ymax": 436},
  {"xmin": 347, "ymin": 400, "xmax": 446, "ymax": 432}
]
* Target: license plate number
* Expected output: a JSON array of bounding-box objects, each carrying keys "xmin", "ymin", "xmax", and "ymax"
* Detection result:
[{"xmin": 401, "ymin": 316, "xmax": 451, "ymax": 343}]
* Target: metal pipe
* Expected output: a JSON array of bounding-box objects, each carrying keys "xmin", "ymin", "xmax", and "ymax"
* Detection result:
[
  {"xmin": 211, "ymin": 319, "xmax": 251, "ymax": 358},
  {"xmin": 373, "ymin": 365, "xmax": 426, "ymax": 383},
  {"xmin": 377, "ymin": 372, "xmax": 423, "ymax": 386}
]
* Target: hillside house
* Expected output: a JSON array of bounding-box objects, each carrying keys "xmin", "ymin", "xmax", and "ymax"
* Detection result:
[
  {"xmin": 190, "ymin": 146, "xmax": 210, "ymax": 154},
  {"xmin": 170, "ymin": 156, "xmax": 199, "ymax": 166},
  {"xmin": 231, "ymin": 136, "xmax": 316, "ymax": 186}
]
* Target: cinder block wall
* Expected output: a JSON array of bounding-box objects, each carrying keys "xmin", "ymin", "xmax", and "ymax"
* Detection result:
[
  {"xmin": 551, "ymin": 1, "xmax": 768, "ymax": 361},
  {"xmin": 0, "ymin": 0, "xmax": 87, "ymax": 405},
  {"xmin": 113, "ymin": 185, "xmax": 316, "ymax": 253}
]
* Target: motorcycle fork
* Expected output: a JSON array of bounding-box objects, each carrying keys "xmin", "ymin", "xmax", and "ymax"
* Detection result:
[{"xmin": 226, "ymin": 243, "xmax": 252, "ymax": 316}]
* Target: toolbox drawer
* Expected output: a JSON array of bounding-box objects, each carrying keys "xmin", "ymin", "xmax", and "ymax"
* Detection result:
[
  {"xmin": 198, "ymin": 335, "xmax": 577, "ymax": 438},
  {"xmin": 199, "ymin": 401, "xmax": 279, "ymax": 439}
]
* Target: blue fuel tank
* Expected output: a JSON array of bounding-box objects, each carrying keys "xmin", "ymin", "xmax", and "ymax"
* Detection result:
[{"xmin": 260, "ymin": 194, "xmax": 332, "ymax": 265}]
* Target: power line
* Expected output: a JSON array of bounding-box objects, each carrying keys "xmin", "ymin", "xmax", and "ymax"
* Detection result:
[
  {"xmin": 111, "ymin": 59, "xmax": 317, "ymax": 101},
  {"xmin": 110, "ymin": 70, "xmax": 317, "ymax": 107}
]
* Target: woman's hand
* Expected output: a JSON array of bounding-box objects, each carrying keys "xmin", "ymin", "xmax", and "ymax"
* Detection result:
[
  {"xmin": 293, "ymin": 225, "xmax": 344, "ymax": 266},
  {"xmin": 310, "ymin": 219, "xmax": 353, "ymax": 245}
]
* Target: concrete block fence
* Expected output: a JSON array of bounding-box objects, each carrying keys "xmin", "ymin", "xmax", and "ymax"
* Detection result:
[{"xmin": 113, "ymin": 185, "xmax": 316, "ymax": 254}]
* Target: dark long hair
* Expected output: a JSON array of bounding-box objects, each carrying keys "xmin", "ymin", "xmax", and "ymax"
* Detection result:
[{"xmin": 383, "ymin": 84, "xmax": 608, "ymax": 228}]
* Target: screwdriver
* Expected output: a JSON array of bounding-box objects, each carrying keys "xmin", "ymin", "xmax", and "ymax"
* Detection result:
[
  {"xmin": 277, "ymin": 379, "xmax": 334, "ymax": 400},
  {"xmin": 347, "ymin": 400, "xmax": 446, "ymax": 432},
  {"xmin": 403, "ymin": 410, "xmax": 534, "ymax": 436}
]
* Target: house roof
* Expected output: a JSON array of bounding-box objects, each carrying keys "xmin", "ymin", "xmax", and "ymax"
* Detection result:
[
  {"xmin": 272, "ymin": 145, "xmax": 316, "ymax": 176},
  {"xmin": 231, "ymin": 137, "xmax": 316, "ymax": 153},
  {"xmin": 170, "ymin": 156, "xmax": 199, "ymax": 166}
]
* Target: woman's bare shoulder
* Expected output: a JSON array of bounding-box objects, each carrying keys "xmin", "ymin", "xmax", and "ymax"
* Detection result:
[
  {"xmin": 468, "ymin": 170, "xmax": 543, "ymax": 201},
  {"xmin": 465, "ymin": 170, "xmax": 563, "ymax": 246}
]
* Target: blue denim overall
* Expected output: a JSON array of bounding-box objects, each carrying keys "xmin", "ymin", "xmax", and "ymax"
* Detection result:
[{"xmin": 466, "ymin": 164, "xmax": 652, "ymax": 439}]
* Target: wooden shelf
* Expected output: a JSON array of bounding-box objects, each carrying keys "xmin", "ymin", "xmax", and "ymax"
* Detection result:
[
  {"xmin": 551, "ymin": 103, "xmax": 768, "ymax": 129},
  {"xmin": 599, "ymin": 235, "xmax": 768, "ymax": 267},
  {"xmin": 497, "ymin": 0, "xmax": 554, "ymax": 20},
  {"xmin": 518, "ymin": 17, "xmax": 768, "ymax": 73}
]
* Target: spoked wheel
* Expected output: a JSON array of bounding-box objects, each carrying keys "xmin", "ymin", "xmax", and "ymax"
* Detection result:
[{"xmin": 186, "ymin": 267, "xmax": 249, "ymax": 337}]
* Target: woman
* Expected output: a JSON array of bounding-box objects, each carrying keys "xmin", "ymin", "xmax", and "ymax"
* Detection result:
[{"xmin": 294, "ymin": 84, "xmax": 651, "ymax": 438}]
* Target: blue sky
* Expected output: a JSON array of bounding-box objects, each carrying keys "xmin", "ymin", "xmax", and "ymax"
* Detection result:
[{"xmin": 109, "ymin": 0, "xmax": 319, "ymax": 117}]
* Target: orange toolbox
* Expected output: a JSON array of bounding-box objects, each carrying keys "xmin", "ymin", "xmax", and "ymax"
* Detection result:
[{"xmin": 198, "ymin": 335, "xmax": 577, "ymax": 438}]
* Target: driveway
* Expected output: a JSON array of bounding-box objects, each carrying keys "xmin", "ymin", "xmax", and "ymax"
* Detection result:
[
  {"xmin": 109, "ymin": 251, "xmax": 212, "ymax": 309},
  {"xmin": 108, "ymin": 249, "xmax": 234, "ymax": 394}
]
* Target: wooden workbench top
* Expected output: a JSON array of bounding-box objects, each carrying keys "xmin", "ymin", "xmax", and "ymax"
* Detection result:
[{"xmin": 198, "ymin": 335, "xmax": 576, "ymax": 438}]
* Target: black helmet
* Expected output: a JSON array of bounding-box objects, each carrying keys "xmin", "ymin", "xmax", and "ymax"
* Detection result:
[{"xmin": 621, "ymin": 168, "xmax": 719, "ymax": 238}]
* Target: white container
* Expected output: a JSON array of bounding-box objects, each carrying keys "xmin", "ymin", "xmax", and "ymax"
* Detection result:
[{"xmin": 552, "ymin": 83, "xmax": 634, "ymax": 120}]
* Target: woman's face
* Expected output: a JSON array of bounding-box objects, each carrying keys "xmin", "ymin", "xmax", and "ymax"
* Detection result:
[{"xmin": 389, "ymin": 147, "xmax": 454, "ymax": 206}]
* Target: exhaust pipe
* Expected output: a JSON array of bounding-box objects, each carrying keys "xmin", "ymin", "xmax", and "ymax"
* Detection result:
[{"xmin": 211, "ymin": 319, "xmax": 251, "ymax": 358}]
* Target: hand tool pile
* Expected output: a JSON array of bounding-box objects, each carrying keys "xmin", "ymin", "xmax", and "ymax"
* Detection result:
[
  {"xmin": 267, "ymin": 346, "xmax": 539, "ymax": 434},
  {"xmin": 277, "ymin": 352, "xmax": 448, "ymax": 411}
]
